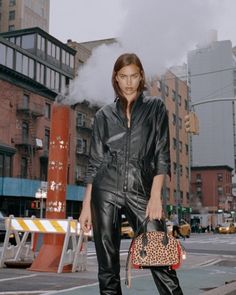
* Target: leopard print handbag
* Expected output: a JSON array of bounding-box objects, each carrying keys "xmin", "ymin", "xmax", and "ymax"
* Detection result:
[{"xmin": 125, "ymin": 217, "xmax": 186, "ymax": 288}]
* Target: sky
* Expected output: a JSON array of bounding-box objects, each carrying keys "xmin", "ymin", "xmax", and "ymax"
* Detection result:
[{"xmin": 49, "ymin": 0, "xmax": 236, "ymax": 104}]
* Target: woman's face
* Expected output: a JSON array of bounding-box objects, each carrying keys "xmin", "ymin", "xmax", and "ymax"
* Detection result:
[{"xmin": 115, "ymin": 64, "xmax": 142, "ymax": 100}]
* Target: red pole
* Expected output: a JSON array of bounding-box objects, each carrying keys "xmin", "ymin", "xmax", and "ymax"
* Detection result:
[{"xmin": 29, "ymin": 104, "xmax": 70, "ymax": 272}]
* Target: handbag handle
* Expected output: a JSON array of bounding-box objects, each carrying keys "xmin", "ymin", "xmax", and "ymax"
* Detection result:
[{"xmin": 135, "ymin": 217, "xmax": 169, "ymax": 246}]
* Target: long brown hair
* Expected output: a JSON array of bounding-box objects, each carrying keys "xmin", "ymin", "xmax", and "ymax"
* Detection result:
[{"xmin": 112, "ymin": 53, "xmax": 146, "ymax": 108}]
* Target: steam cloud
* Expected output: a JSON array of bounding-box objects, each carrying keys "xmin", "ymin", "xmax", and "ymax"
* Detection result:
[{"xmin": 68, "ymin": 0, "xmax": 220, "ymax": 105}]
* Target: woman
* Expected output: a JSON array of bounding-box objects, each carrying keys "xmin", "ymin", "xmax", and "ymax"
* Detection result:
[{"xmin": 79, "ymin": 53, "xmax": 183, "ymax": 295}]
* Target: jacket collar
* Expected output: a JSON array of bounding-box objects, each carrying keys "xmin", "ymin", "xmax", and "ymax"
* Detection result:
[{"xmin": 115, "ymin": 93, "xmax": 144, "ymax": 125}]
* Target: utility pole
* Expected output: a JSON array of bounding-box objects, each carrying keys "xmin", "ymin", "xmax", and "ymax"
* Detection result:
[{"xmin": 175, "ymin": 76, "xmax": 181, "ymax": 222}]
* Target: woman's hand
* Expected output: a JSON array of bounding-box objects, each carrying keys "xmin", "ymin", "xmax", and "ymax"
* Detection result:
[
  {"xmin": 79, "ymin": 202, "xmax": 92, "ymax": 233},
  {"xmin": 146, "ymin": 194, "xmax": 163, "ymax": 221},
  {"xmin": 146, "ymin": 175, "xmax": 164, "ymax": 220},
  {"xmin": 79, "ymin": 184, "xmax": 92, "ymax": 233}
]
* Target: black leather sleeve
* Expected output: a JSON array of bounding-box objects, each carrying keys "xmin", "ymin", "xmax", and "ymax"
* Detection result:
[
  {"xmin": 84, "ymin": 113, "xmax": 105, "ymax": 184},
  {"xmin": 154, "ymin": 100, "xmax": 171, "ymax": 178}
]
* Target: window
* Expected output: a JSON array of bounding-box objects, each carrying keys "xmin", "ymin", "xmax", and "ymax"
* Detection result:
[
  {"xmin": 180, "ymin": 165, "xmax": 183, "ymax": 176},
  {"xmin": 179, "ymin": 117, "xmax": 182, "ymax": 129},
  {"xmin": 0, "ymin": 153, "xmax": 12, "ymax": 177},
  {"xmin": 77, "ymin": 112, "xmax": 85, "ymax": 126},
  {"xmin": 172, "ymin": 90, "xmax": 176, "ymax": 101},
  {"xmin": 217, "ymin": 186, "xmax": 223, "ymax": 195},
  {"xmin": 217, "ymin": 173, "xmax": 223, "ymax": 182},
  {"xmin": 156, "ymin": 80, "xmax": 162, "ymax": 91},
  {"xmin": 196, "ymin": 173, "xmax": 202, "ymax": 183},
  {"xmin": 0, "ymin": 43, "xmax": 6, "ymax": 65},
  {"xmin": 22, "ymin": 94, "xmax": 29, "ymax": 109},
  {"xmin": 22, "ymin": 122, "xmax": 29, "ymax": 143},
  {"xmin": 165, "ymin": 85, "xmax": 169, "ymax": 96},
  {"xmin": 21, "ymin": 157, "xmax": 28, "ymax": 178},
  {"xmin": 45, "ymin": 103, "xmax": 51, "ymax": 119},
  {"xmin": 9, "ymin": 0, "xmax": 16, "ymax": 6},
  {"xmin": 184, "ymin": 99, "xmax": 188, "ymax": 110},
  {"xmin": 173, "ymin": 162, "xmax": 177, "ymax": 174},
  {"xmin": 37, "ymin": 35, "xmax": 45, "ymax": 51},
  {"xmin": 16, "ymin": 52, "xmax": 23, "ymax": 73},
  {"xmin": 36, "ymin": 63, "xmax": 45, "ymax": 84},
  {"xmin": 22, "ymin": 34, "xmax": 35, "ymax": 49},
  {"xmin": 185, "ymin": 144, "xmax": 189, "ymax": 155},
  {"xmin": 179, "ymin": 141, "xmax": 182, "ymax": 152},
  {"xmin": 172, "ymin": 138, "xmax": 177, "ymax": 150},
  {"xmin": 44, "ymin": 129, "xmax": 50, "ymax": 151},
  {"xmin": 186, "ymin": 167, "xmax": 189, "ymax": 178},
  {"xmin": 172, "ymin": 114, "xmax": 176, "ymax": 125},
  {"xmin": 77, "ymin": 138, "xmax": 87, "ymax": 154},
  {"xmin": 178, "ymin": 94, "xmax": 182, "ymax": 106},
  {"xmin": 8, "ymin": 25, "xmax": 15, "ymax": 31},
  {"xmin": 70, "ymin": 54, "xmax": 74, "ymax": 68},
  {"xmin": 9, "ymin": 10, "xmax": 15, "ymax": 20},
  {"xmin": 6, "ymin": 46, "xmax": 13, "ymax": 68}
]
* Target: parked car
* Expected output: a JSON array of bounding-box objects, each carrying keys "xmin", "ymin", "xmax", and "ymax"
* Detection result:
[
  {"xmin": 166, "ymin": 219, "xmax": 191, "ymax": 238},
  {"xmin": 218, "ymin": 222, "xmax": 235, "ymax": 234},
  {"xmin": 121, "ymin": 220, "xmax": 134, "ymax": 239}
]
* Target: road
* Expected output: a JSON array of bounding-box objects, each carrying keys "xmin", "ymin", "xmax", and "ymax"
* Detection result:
[{"xmin": 0, "ymin": 233, "xmax": 236, "ymax": 294}]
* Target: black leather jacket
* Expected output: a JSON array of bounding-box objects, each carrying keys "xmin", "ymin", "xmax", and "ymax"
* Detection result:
[{"xmin": 85, "ymin": 93, "xmax": 171, "ymax": 197}]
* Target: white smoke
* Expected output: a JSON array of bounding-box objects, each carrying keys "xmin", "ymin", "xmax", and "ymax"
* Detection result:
[{"xmin": 68, "ymin": 0, "xmax": 220, "ymax": 105}]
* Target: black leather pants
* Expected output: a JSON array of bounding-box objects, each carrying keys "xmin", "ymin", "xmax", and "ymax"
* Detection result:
[{"xmin": 91, "ymin": 189, "xmax": 184, "ymax": 295}]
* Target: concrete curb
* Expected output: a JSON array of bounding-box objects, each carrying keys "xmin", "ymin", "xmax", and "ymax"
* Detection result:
[{"xmin": 203, "ymin": 281, "xmax": 236, "ymax": 295}]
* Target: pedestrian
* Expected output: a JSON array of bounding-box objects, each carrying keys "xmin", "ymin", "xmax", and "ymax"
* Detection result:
[
  {"xmin": 171, "ymin": 212, "xmax": 185, "ymax": 239},
  {"xmin": 79, "ymin": 53, "xmax": 183, "ymax": 295}
]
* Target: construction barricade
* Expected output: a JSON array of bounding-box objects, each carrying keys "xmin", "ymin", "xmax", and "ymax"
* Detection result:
[{"xmin": 0, "ymin": 215, "xmax": 91, "ymax": 273}]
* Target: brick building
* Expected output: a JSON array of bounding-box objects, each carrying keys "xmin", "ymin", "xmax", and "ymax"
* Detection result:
[
  {"xmin": 191, "ymin": 165, "xmax": 235, "ymax": 213},
  {"xmin": 0, "ymin": 27, "xmax": 83, "ymax": 218}
]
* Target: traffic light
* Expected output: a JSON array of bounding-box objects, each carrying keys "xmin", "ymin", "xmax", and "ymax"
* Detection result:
[{"xmin": 184, "ymin": 112, "xmax": 199, "ymax": 134}]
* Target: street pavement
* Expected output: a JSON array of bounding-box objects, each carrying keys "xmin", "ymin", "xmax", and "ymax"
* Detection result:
[{"xmin": 0, "ymin": 233, "xmax": 236, "ymax": 294}]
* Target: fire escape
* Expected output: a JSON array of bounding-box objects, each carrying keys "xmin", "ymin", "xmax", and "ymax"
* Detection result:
[{"xmin": 15, "ymin": 98, "xmax": 44, "ymax": 179}]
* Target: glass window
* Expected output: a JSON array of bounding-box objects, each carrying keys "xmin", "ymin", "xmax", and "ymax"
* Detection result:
[
  {"xmin": 22, "ymin": 55, "xmax": 28, "ymax": 76},
  {"xmin": 51, "ymin": 70, "xmax": 55, "ymax": 89},
  {"xmin": 217, "ymin": 173, "xmax": 223, "ymax": 182},
  {"xmin": 66, "ymin": 52, "xmax": 70, "ymax": 65},
  {"xmin": 9, "ymin": 10, "xmax": 15, "ymax": 20},
  {"xmin": 23, "ymin": 94, "xmax": 29, "ymax": 109},
  {"xmin": 16, "ymin": 52, "xmax": 23, "ymax": 73},
  {"xmin": 61, "ymin": 75, "xmax": 66, "ymax": 93},
  {"xmin": 55, "ymin": 72, "xmax": 59, "ymax": 92},
  {"xmin": 62, "ymin": 49, "xmax": 66, "ymax": 64},
  {"xmin": 70, "ymin": 54, "xmax": 74, "ymax": 68},
  {"xmin": 165, "ymin": 85, "xmax": 169, "ymax": 96},
  {"xmin": 172, "ymin": 90, "xmax": 176, "ymax": 101},
  {"xmin": 172, "ymin": 138, "xmax": 176, "ymax": 150},
  {"xmin": 178, "ymin": 94, "xmax": 182, "ymax": 106},
  {"xmin": 51, "ymin": 43, "xmax": 56, "ymax": 58},
  {"xmin": 9, "ymin": 0, "xmax": 16, "ymax": 6},
  {"xmin": 0, "ymin": 43, "xmax": 6, "ymax": 65},
  {"xmin": 172, "ymin": 113, "xmax": 176, "ymax": 125},
  {"xmin": 185, "ymin": 144, "xmax": 189, "ymax": 155},
  {"xmin": 47, "ymin": 41, "xmax": 51, "ymax": 55},
  {"xmin": 45, "ymin": 103, "xmax": 51, "ymax": 119},
  {"xmin": 8, "ymin": 25, "xmax": 15, "ymax": 31},
  {"xmin": 77, "ymin": 112, "xmax": 85, "ymax": 126},
  {"xmin": 45, "ymin": 129, "xmax": 50, "ymax": 150},
  {"xmin": 21, "ymin": 157, "xmax": 28, "ymax": 178},
  {"xmin": 16, "ymin": 36, "xmax": 21, "ymax": 46},
  {"xmin": 46, "ymin": 67, "xmax": 51, "ymax": 87},
  {"xmin": 184, "ymin": 99, "xmax": 188, "ymax": 110},
  {"xmin": 22, "ymin": 34, "xmax": 35, "ymax": 49},
  {"xmin": 56, "ymin": 46, "xmax": 60, "ymax": 60},
  {"xmin": 29, "ymin": 58, "xmax": 34, "ymax": 78},
  {"xmin": 6, "ymin": 46, "xmax": 13, "ymax": 68},
  {"xmin": 22, "ymin": 122, "xmax": 29, "ymax": 143},
  {"xmin": 37, "ymin": 63, "xmax": 45, "ymax": 84}
]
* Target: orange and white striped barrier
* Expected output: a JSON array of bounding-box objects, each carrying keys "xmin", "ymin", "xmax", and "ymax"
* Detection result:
[{"xmin": 0, "ymin": 216, "xmax": 92, "ymax": 273}]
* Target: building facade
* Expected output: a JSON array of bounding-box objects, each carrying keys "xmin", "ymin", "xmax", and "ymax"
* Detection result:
[
  {"xmin": 151, "ymin": 71, "xmax": 190, "ymax": 219},
  {"xmin": 0, "ymin": 27, "xmax": 83, "ymax": 218},
  {"xmin": 191, "ymin": 166, "xmax": 235, "ymax": 213},
  {"xmin": 0, "ymin": 0, "xmax": 49, "ymax": 33},
  {"xmin": 187, "ymin": 39, "xmax": 236, "ymax": 171}
]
